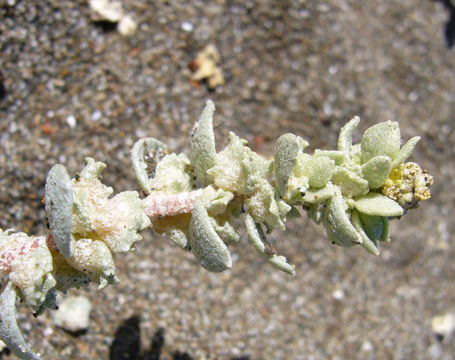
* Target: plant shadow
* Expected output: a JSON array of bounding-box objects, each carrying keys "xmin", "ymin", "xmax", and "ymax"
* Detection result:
[
  {"xmin": 433, "ymin": 0, "xmax": 455, "ymax": 48},
  {"xmin": 109, "ymin": 315, "xmax": 251, "ymax": 360}
]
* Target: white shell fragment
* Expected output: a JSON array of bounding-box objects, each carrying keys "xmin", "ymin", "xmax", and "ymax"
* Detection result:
[
  {"xmin": 45, "ymin": 164, "xmax": 73, "ymax": 258},
  {"xmin": 53, "ymin": 296, "xmax": 92, "ymax": 333},
  {"xmin": 189, "ymin": 200, "xmax": 232, "ymax": 272},
  {"xmin": 245, "ymin": 214, "xmax": 295, "ymax": 276},
  {"xmin": 131, "ymin": 138, "xmax": 168, "ymax": 193},
  {"xmin": 190, "ymin": 100, "xmax": 217, "ymax": 185},
  {"xmin": 0, "ymin": 282, "xmax": 42, "ymax": 360}
]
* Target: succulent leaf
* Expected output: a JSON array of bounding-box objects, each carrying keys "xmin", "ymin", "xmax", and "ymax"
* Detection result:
[
  {"xmin": 45, "ymin": 164, "xmax": 73, "ymax": 258},
  {"xmin": 331, "ymin": 167, "xmax": 369, "ymax": 197},
  {"xmin": 361, "ymin": 121, "xmax": 401, "ymax": 163},
  {"xmin": 189, "ymin": 200, "xmax": 232, "ymax": 272},
  {"xmin": 322, "ymin": 190, "xmax": 362, "ymax": 246},
  {"xmin": 244, "ymin": 179, "xmax": 291, "ymax": 231},
  {"xmin": 313, "ymin": 149, "xmax": 348, "ymax": 165},
  {"xmin": 392, "ymin": 136, "xmax": 421, "ymax": 169},
  {"xmin": 338, "ymin": 116, "xmax": 360, "ymax": 154},
  {"xmin": 131, "ymin": 137, "xmax": 168, "ymax": 193},
  {"xmin": 150, "ymin": 153, "xmax": 193, "ymax": 193},
  {"xmin": 0, "ymin": 282, "xmax": 42, "ymax": 360},
  {"xmin": 307, "ymin": 155, "xmax": 335, "ymax": 189},
  {"xmin": 244, "ymin": 214, "xmax": 295, "ymax": 275},
  {"xmin": 274, "ymin": 133, "xmax": 307, "ymax": 197},
  {"xmin": 351, "ymin": 210, "xmax": 380, "ymax": 255},
  {"xmin": 354, "ymin": 192, "xmax": 403, "ymax": 217},
  {"xmin": 361, "ymin": 155, "xmax": 392, "ymax": 189},
  {"xmin": 303, "ymin": 182, "xmax": 336, "ymax": 204},
  {"xmin": 190, "ymin": 100, "xmax": 217, "ymax": 185}
]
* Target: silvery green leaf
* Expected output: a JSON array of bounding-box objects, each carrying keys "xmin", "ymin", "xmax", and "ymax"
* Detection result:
[
  {"xmin": 0, "ymin": 282, "xmax": 42, "ymax": 360},
  {"xmin": 207, "ymin": 132, "xmax": 272, "ymax": 195},
  {"xmin": 351, "ymin": 210, "xmax": 380, "ymax": 256},
  {"xmin": 150, "ymin": 153, "xmax": 193, "ymax": 193},
  {"xmin": 209, "ymin": 216, "xmax": 240, "ymax": 245},
  {"xmin": 361, "ymin": 155, "xmax": 392, "ymax": 189},
  {"xmin": 168, "ymin": 229, "xmax": 189, "ymax": 249},
  {"xmin": 358, "ymin": 212, "xmax": 389, "ymax": 242},
  {"xmin": 45, "ymin": 164, "xmax": 73, "ymax": 258},
  {"xmin": 241, "ymin": 153, "xmax": 273, "ymax": 195},
  {"xmin": 198, "ymin": 186, "xmax": 234, "ymax": 215},
  {"xmin": 338, "ymin": 116, "xmax": 360, "ymax": 154},
  {"xmin": 131, "ymin": 138, "xmax": 168, "ymax": 193},
  {"xmin": 190, "ymin": 100, "xmax": 217, "ymax": 185},
  {"xmin": 313, "ymin": 150, "xmax": 348, "ymax": 165},
  {"xmin": 322, "ymin": 190, "xmax": 362, "ymax": 246},
  {"xmin": 307, "ymin": 155, "xmax": 335, "ymax": 189},
  {"xmin": 354, "ymin": 192, "xmax": 403, "ymax": 217},
  {"xmin": 331, "ymin": 167, "xmax": 369, "ymax": 197},
  {"xmin": 284, "ymin": 174, "xmax": 309, "ymax": 204},
  {"xmin": 244, "ymin": 179, "xmax": 290, "ymax": 231},
  {"xmin": 349, "ymin": 143, "xmax": 362, "ymax": 164},
  {"xmin": 274, "ymin": 133, "xmax": 307, "ymax": 197},
  {"xmin": 80, "ymin": 157, "xmax": 107, "ymax": 180},
  {"xmin": 361, "ymin": 121, "xmax": 401, "ymax": 164},
  {"xmin": 391, "ymin": 136, "xmax": 420, "ymax": 169},
  {"xmin": 303, "ymin": 182, "xmax": 336, "ymax": 204},
  {"xmin": 189, "ymin": 200, "xmax": 232, "ymax": 272},
  {"xmin": 244, "ymin": 214, "xmax": 295, "ymax": 276}
]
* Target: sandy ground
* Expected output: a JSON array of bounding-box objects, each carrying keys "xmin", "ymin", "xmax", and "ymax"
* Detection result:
[{"xmin": 1, "ymin": 1, "xmax": 455, "ymax": 359}]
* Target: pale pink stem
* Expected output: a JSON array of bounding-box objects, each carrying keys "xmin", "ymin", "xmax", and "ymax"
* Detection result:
[
  {"xmin": 142, "ymin": 189, "xmax": 204, "ymax": 219},
  {"xmin": 46, "ymin": 233, "xmax": 58, "ymax": 252}
]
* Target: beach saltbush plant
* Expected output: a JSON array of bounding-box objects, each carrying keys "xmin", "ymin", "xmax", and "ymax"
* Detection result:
[{"xmin": 0, "ymin": 100, "xmax": 433, "ymax": 359}]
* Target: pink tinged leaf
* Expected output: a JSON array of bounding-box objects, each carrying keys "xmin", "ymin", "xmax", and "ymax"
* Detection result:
[
  {"xmin": 0, "ymin": 236, "xmax": 44, "ymax": 274},
  {"xmin": 142, "ymin": 189, "xmax": 204, "ymax": 219},
  {"xmin": 0, "ymin": 282, "xmax": 42, "ymax": 360}
]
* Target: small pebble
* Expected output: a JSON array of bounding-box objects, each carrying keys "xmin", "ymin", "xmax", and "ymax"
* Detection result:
[
  {"xmin": 118, "ymin": 14, "xmax": 137, "ymax": 36},
  {"xmin": 53, "ymin": 296, "xmax": 92, "ymax": 333},
  {"xmin": 91, "ymin": 110, "xmax": 102, "ymax": 121},
  {"xmin": 431, "ymin": 312, "xmax": 455, "ymax": 339},
  {"xmin": 66, "ymin": 115, "xmax": 77, "ymax": 129},
  {"xmin": 332, "ymin": 289, "xmax": 344, "ymax": 300},
  {"xmin": 181, "ymin": 21, "xmax": 194, "ymax": 32}
]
